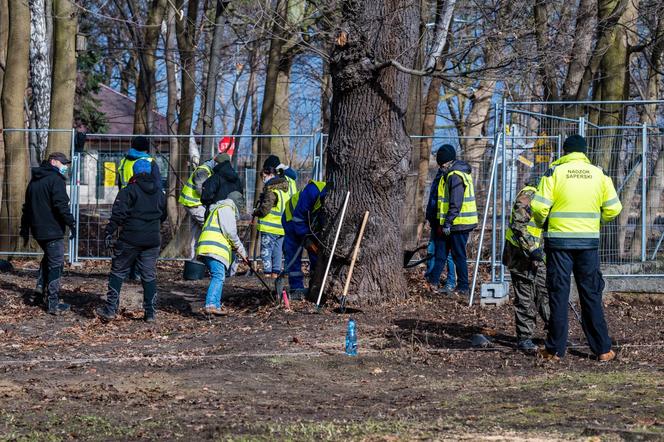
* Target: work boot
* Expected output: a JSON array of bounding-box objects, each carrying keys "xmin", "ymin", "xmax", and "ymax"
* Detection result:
[
  {"xmin": 598, "ymin": 349, "xmax": 616, "ymax": 362},
  {"xmin": 202, "ymin": 306, "xmax": 228, "ymax": 316},
  {"xmin": 517, "ymin": 339, "xmax": 538, "ymax": 353},
  {"xmin": 454, "ymin": 289, "xmax": 470, "ymax": 298},
  {"xmin": 439, "ymin": 284, "xmax": 455, "ymax": 296},
  {"xmin": 45, "ymin": 266, "xmax": 69, "ymax": 315},
  {"xmin": 142, "ymin": 279, "xmax": 157, "ymax": 322},
  {"xmin": 96, "ymin": 274, "xmax": 123, "ymax": 322},
  {"xmin": 537, "ymin": 347, "xmax": 560, "ymax": 361}
]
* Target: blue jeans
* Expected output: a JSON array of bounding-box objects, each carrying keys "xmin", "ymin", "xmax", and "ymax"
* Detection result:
[
  {"xmin": 425, "ymin": 240, "xmax": 456, "ymax": 288},
  {"xmin": 427, "ymin": 231, "xmax": 470, "ymax": 291},
  {"xmin": 260, "ymin": 232, "xmax": 284, "ymax": 274},
  {"xmin": 202, "ymin": 256, "xmax": 226, "ymax": 308}
]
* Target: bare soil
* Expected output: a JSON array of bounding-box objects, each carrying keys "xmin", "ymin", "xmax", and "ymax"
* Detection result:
[{"xmin": 1, "ymin": 260, "xmax": 663, "ymax": 441}]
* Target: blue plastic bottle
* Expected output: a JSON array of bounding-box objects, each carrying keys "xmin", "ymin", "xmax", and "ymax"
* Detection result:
[{"xmin": 345, "ymin": 318, "xmax": 357, "ymax": 356}]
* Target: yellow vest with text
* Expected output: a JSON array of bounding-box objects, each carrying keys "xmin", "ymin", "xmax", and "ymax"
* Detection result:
[
  {"xmin": 118, "ymin": 156, "xmax": 155, "ymax": 189},
  {"xmin": 437, "ymin": 170, "xmax": 478, "ymax": 227},
  {"xmin": 196, "ymin": 203, "xmax": 234, "ymax": 263},
  {"xmin": 178, "ymin": 164, "xmax": 213, "ymax": 207},
  {"xmin": 284, "ymin": 180, "xmax": 326, "ymax": 223},
  {"xmin": 530, "ymin": 152, "xmax": 622, "ymax": 249},
  {"xmin": 506, "ymin": 185, "xmax": 543, "ymax": 250},
  {"xmin": 257, "ymin": 188, "xmax": 289, "ymax": 235}
]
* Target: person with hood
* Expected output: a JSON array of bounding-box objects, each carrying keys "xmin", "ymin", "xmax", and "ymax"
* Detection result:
[
  {"xmin": 425, "ymin": 147, "xmax": 456, "ymax": 293},
  {"xmin": 179, "ymin": 153, "xmax": 229, "ymax": 259},
  {"xmin": 281, "ymin": 180, "xmax": 328, "ymax": 300},
  {"xmin": 426, "ymin": 144, "xmax": 478, "ymax": 297},
  {"xmin": 20, "ymin": 152, "xmax": 76, "ymax": 315},
  {"xmin": 200, "ymin": 154, "xmax": 243, "ymax": 211},
  {"xmin": 253, "ymin": 164, "xmax": 290, "ymax": 277},
  {"xmin": 96, "ymin": 159, "xmax": 167, "ymax": 323},
  {"xmin": 503, "ymin": 174, "xmax": 550, "ymax": 353},
  {"xmin": 117, "ymin": 135, "xmax": 162, "ymax": 189},
  {"xmin": 196, "ymin": 191, "xmax": 247, "ymax": 316}
]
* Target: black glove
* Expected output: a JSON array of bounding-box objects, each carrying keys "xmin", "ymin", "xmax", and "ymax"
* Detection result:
[
  {"xmin": 69, "ymin": 225, "xmax": 76, "ymax": 240},
  {"xmin": 529, "ymin": 248, "xmax": 545, "ymax": 262},
  {"xmin": 104, "ymin": 234, "xmax": 114, "ymax": 250}
]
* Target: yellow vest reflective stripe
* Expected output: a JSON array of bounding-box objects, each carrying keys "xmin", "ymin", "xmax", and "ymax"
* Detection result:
[
  {"xmin": 285, "ymin": 176, "xmax": 298, "ymax": 198},
  {"xmin": 284, "ymin": 180, "xmax": 326, "ymax": 223},
  {"xmin": 257, "ymin": 188, "xmax": 288, "ymax": 235},
  {"xmin": 118, "ymin": 156, "xmax": 154, "ymax": 189},
  {"xmin": 437, "ymin": 170, "xmax": 478, "ymax": 226},
  {"xmin": 196, "ymin": 203, "xmax": 233, "ymax": 263},
  {"xmin": 531, "ymin": 152, "xmax": 622, "ymax": 242},
  {"xmin": 178, "ymin": 164, "xmax": 213, "ymax": 207},
  {"xmin": 506, "ymin": 186, "xmax": 543, "ymax": 249}
]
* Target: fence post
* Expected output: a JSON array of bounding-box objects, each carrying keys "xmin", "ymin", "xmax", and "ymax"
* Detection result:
[
  {"xmin": 68, "ymin": 128, "xmax": 76, "ymax": 264},
  {"xmin": 491, "ymin": 104, "xmax": 499, "ymax": 282},
  {"xmin": 500, "ymin": 100, "xmax": 508, "ymax": 283},
  {"xmin": 578, "ymin": 116, "xmax": 585, "ymax": 137},
  {"xmin": 641, "ymin": 122, "xmax": 647, "ymax": 262}
]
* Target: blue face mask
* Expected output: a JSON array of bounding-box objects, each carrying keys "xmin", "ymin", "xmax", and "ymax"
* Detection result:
[{"xmin": 59, "ymin": 165, "xmax": 69, "ymax": 176}]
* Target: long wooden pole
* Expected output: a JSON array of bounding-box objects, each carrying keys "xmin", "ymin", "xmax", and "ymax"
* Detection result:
[{"xmin": 340, "ymin": 211, "xmax": 370, "ymax": 307}]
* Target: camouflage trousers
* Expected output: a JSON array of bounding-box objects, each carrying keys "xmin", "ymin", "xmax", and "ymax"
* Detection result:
[{"xmin": 505, "ymin": 244, "xmax": 550, "ymax": 341}]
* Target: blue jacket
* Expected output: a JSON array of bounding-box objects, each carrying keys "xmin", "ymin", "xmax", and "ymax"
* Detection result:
[
  {"xmin": 426, "ymin": 168, "xmax": 445, "ymax": 227},
  {"xmin": 284, "ymin": 181, "xmax": 327, "ymax": 237}
]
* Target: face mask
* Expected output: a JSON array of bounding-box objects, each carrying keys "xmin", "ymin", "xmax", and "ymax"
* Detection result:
[
  {"xmin": 262, "ymin": 175, "xmax": 271, "ymax": 184},
  {"xmin": 59, "ymin": 166, "xmax": 69, "ymax": 176}
]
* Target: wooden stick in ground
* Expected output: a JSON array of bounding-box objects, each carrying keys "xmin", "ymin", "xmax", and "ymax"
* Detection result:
[
  {"xmin": 316, "ymin": 191, "xmax": 351, "ymax": 309},
  {"xmin": 340, "ymin": 211, "xmax": 369, "ymax": 309}
]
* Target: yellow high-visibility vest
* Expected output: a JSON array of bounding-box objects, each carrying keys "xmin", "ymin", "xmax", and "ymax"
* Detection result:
[
  {"xmin": 257, "ymin": 188, "xmax": 289, "ymax": 236},
  {"xmin": 531, "ymin": 152, "xmax": 622, "ymax": 248},
  {"xmin": 437, "ymin": 170, "xmax": 478, "ymax": 227},
  {"xmin": 196, "ymin": 202, "xmax": 234, "ymax": 264},
  {"xmin": 285, "ymin": 176, "xmax": 297, "ymax": 198},
  {"xmin": 178, "ymin": 164, "xmax": 213, "ymax": 207},
  {"xmin": 283, "ymin": 180, "xmax": 326, "ymax": 223},
  {"xmin": 118, "ymin": 156, "xmax": 155, "ymax": 189},
  {"xmin": 506, "ymin": 185, "xmax": 543, "ymax": 250}
]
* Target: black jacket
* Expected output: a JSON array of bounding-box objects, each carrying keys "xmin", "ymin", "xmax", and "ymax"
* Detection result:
[
  {"xmin": 105, "ymin": 173, "xmax": 167, "ymax": 248},
  {"xmin": 200, "ymin": 161, "xmax": 243, "ymax": 207},
  {"xmin": 21, "ymin": 163, "xmax": 75, "ymax": 242},
  {"xmin": 442, "ymin": 160, "xmax": 477, "ymax": 232}
]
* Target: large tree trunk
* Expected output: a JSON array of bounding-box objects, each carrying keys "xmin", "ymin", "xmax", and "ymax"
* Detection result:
[
  {"xmin": 1, "ymin": 0, "xmax": 30, "ymax": 252},
  {"xmin": 562, "ymin": 0, "xmax": 596, "ymax": 100},
  {"xmin": 0, "ymin": 0, "xmax": 9, "ymax": 212},
  {"xmin": 28, "ymin": 0, "xmax": 51, "ymax": 159},
  {"xmin": 47, "ymin": 0, "xmax": 76, "ymax": 155},
  {"xmin": 314, "ymin": 0, "xmax": 418, "ymax": 305},
  {"xmin": 164, "ymin": 5, "xmax": 180, "ymax": 234},
  {"xmin": 133, "ymin": 0, "xmax": 167, "ymax": 134},
  {"xmin": 162, "ymin": 0, "xmax": 199, "ymax": 257},
  {"xmin": 462, "ymin": 80, "xmax": 496, "ymax": 178},
  {"xmin": 271, "ymin": 54, "xmax": 293, "ymax": 163}
]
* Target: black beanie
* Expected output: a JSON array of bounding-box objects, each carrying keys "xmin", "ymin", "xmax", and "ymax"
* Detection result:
[
  {"xmin": 131, "ymin": 135, "xmax": 150, "ymax": 152},
  {"xmin": 563, "ymin": 135, "xmax": 587, "ymax": 153},
  {"xmin": 436, "ymin": 144, "xmax": 456, "ymax": 165},
  {"xmin": 263, "ymin": 155, "xmax": 280, "ymax": 170}
]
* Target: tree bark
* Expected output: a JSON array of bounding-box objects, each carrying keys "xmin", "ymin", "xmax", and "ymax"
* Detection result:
[
  {"xmin": 533, "ymin": 1, "xmax": 559, "ymax": 100},
  {"xmin": 133, "ymin": 0, "xmax": 168, "ymax": 134},
  {"xmin": 165, "ymin": 5, "xmax": 180, "ymax": 235},
  {"xmin": 29, "ymin": 0, "xmax": 51, "ymax": 158},
  {"xmin": 1, "ymin": 0, "xmax": 30, "ymax": 252},
  {"xmin": 315, "ymin": 0, "xmax": 418, "ymax": 305},
  {"xmin": 562, "ymin": 0, "xmax": 596, "ymax": 100},
  {"xmin": 47, "ymin": 0, "xmax": 76, "ymax": 155},
  {"xmin": 0, "ymin": 0, "xmax": 9, "ymax": 212}
]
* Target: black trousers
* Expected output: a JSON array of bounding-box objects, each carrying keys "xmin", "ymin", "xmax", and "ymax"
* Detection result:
[
  {"xmin": 37, "ymin": 239, "xmax": 65, "ymax": 308},
  {"xmin": 545, "ymin": 248, "xmax": 611, "ymax": 357}
]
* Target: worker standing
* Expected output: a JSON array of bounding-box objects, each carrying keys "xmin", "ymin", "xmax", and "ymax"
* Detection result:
[
  {"xmin": 281, "ymin": 180, "xmax": 328, "ymax": 300},
  {"xmin": 261, "ymin": 155, "xmax": 298, "ymax": 197},
  {"xmin": 427, "ymin": 145, "xmax": 478, "ymax": 297},
  {"xmin": 503, "ymin": 175, "xmax": 550, "ymax": 353},
  {"xmin": 20, "ymin": 152, "xmax": 76, "ymax": 315},
  {"xmin": 197, "ymin": 191, "xmax": 247, "ymax": 316},
  {"xmin": 200, "ymin": 153, "xmax": 243, "ymax": 211},
  {"xmin": 117, "ymin": 135, "xmax": 162, "ymax": 189},
  {"xmin": 425, "ymin": 145, "xmax": 457, "ymax": 293},
  {"xmin": 253, "ymin": 165, "xmax": 290, "ymax": 278},
  {"xmin": 531, "ymin": 135, "xmax": 622, "ymax": 362},
  {"xmin": 96, "ymin": 160, "xmax": 167, "ymax": 322},
  {"xmin": 179, "ymin": 154, "xmax": 227, "ymax": 259}
]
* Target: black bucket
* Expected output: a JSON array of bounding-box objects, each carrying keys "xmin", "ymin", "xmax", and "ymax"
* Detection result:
[{"xmin": 183, "ymin": 260, "xmax": 206, "ymax": 280}]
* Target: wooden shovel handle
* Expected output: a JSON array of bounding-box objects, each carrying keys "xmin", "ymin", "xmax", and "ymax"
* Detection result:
[{"xmin": 342, "ymin": 211, "xmax": 370, "ymax": 298}]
